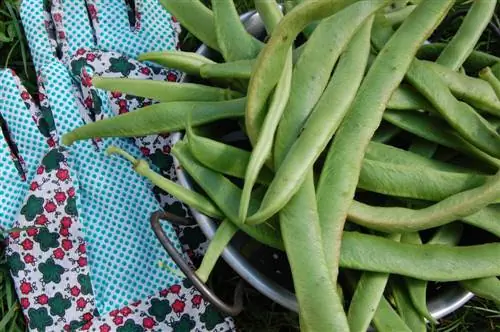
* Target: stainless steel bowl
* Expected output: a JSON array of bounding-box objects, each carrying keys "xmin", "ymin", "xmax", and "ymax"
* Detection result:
[{"xmin": 172, "ymin": 10, "xmax": 474, "ymax": 319}]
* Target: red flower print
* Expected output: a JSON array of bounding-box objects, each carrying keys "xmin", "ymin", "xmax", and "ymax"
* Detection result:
[
  {"xmin": 20, "ymin": 239, "xmax": 33, "ymax": 250},
  {"xmin": 131, "ymin": 300, "xmax": 142, "ymax": 306},
  {"xmin": 191, "ymin": 294, "xmax": 203, "ymax": 307},
  {"xmin": 10, "ymin": 231, "xmax": 20, "ymax": 239},
  {"xmin": 140, "ymin": 67, "xmax": 151, "ymax": 75},
  {"xmin": 78, "ymin": 257, "xmax": 88, "ymax": 267},
  {"xmin": 53, "ymin": 248, "xmax": 65, "ymax": 259},
  {"xmin": 77, "ymin": 48, "xmax": 86, "ymax": 56},
  {"xmin": 172, "ymin": 16, "xmax": 178, "ymax": 23},
  {"xmin": 78, "ymin": 243, "xmax": 86, "ymax": 254},
  {"xmin": 67, "ymin": 187, "xmax": 76, "ymax": 198},
  {"xmin": 167, "ymin": 72, "xmax": 177, "ymax": 82},
  {"xmin": 70, "ymin": 286, "xmax": 81, "ymax": 296},
  {"xmin": 26, "ymin": 228, "xmax": 38, "ymax": 237},
  {"xmin": 88, "ymin": 5, "xmax": 97, "ymax": 19},
  {"xmin": 53, "ymin": 13, "xmax": 62, "ymax": 22},
  {"xmin": 37, "ymin": 294, "xmax": 49, "ymax": 305},
  {"xmin": 55, "ymin": 191, "xmax": 67, "ymax": 204},
  {"xmin": 56, "ymin": 169, "xmax": 69, "ymax": 181},
  {"xmin": 58, "ymin": 31, "xmax": 66, "ymax": 39},
  {"xmin": 113, "ymin": 316, "xmax": 124, "ymax": 325},
  {"xmin": 20, "ymin": 282, "xmax": 32, "ymax": 294},
  {"xmin": 59, "ymin": 228, "xmax": 70, "ymax": 237},
  {"xmin": 21, "ymin": 91, "xmax": 30, "ymax": 100},
  {"xmin": 118, "ymin": 100, "xmax": 127, "ymax": 108},
  {"xmin": 83, "ymin": 312, "xmax": 93, "ymax": 321},
  {"xmin": 111, "ymin": 91, "xmax": 122, "ymax": 98},
  {"xmin": 44, "ymin": 201, "xmax": 57, "ymax": 213},
  {"xmin": 143, "ymin": 317, "xmax": 155, "ymax": 329},
  {"xmin": 162, "ymin": 145, "xmax": 171, "ymax": 154},
  {"xmin": 47, "ymin": 137, "xmax": 56, "ymax": 147},
  {"xmin": 36, "ymin": 166, "xmax": 44, "ymax": 174},
  {"xmin": 172, "ymin": 299, "xmax": 185, "ymax": 314},
  {"xmin": 20, "ymin": 298, "xmax": 30, "ymax": 309},
  {"xmin": 60, "ymin": 217, "xmax": 72, "ymax": 228},
  {"xmin": 84, "ymin": 96, "xmax": 93, "ymax": 108},
  {"xmin": 86, "ymin": 53, "xmax": 96, "ymax": 62},
  {"xmin": 24, "ymin": 254, "xmax": 35, "ymax": 264},
  {"xmin": 169, "ymin": 284, "xmax": 181, "ymax": 294},
  {"xmin": 99, "ymin": 324, "xmax": 111, "ymax": 332},
  {"xmin": 120, "ymin": 306, "xmax": 132, "ymax": 316},
  {"xmin": 119, "ymin": 107, "xmax": 128, "ymax": 114},
  {"xmin": 110, "ymin": 309, "xmax": 119, "ymax": 317},
  {"xmin": 61, "ymin": 239, "xmax": 73, "ymax": 251},
  {"xmin": 159, "ymin": 289, "xmax": 168, "ymax": 297},
  {"xmin": 29, "ymin": 181, "xmax": 39, "ymax": 191},
  {"xmin": 38, "ymin": 93, "xmax": 46, "ymax": 102},
  {"xmin": 140, "ymin": 147, "xmax": 150, "ymax": 156},
  {"xmin": 76, "ymin": 297, "xmax": 87, "ymax": 309},
  {"xmin": 35, "ymin": 215, "xmax": 48, "ymax": 225},
  {"xmin": 82, "ymin": 76, "xmax": 92, "ymax": 87},
  {"xmin": 81, "ymin": 321, "xmax": 92, "ymax": 330}
]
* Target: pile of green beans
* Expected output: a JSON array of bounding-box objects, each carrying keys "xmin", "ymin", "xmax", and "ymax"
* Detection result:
[{"xmin": 63, "ymin": 0, "xmax": 500, "ymax": 331}]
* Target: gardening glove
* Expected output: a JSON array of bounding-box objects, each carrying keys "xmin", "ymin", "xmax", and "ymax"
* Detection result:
[
  {"xmin": 1, "ymin": 66, "xmax": 235, "ymax": 331},
  {"xmin": 21, "ymin": 0, "xmax": 210, "ymax": 264}
]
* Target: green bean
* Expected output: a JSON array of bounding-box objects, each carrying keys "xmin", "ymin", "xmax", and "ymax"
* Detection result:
[
  {"xmin": 157, "ymin": 0, "xmax": 219, "ymax": 51},
  {"xmin": 409, "ymin": 137, "xmax": 437, "ymax": 158},
  {"xmin": 480, "ymin": 66, "xmax": 500, "ymax": 100},
  {"xmin": 383, "ymin": 109, "xmax": 500, "ymax": 168},
  {"xmin": 200, "ymin": 60, "xmax": 254, "ymax": 80},
  {"xmin": 248, "ymin": 9, "xmax": 378, "ymax": 225},
  {"xmin": 340, "ymin": 231, "xmax": 500, "ymax": 281},
  {"xmin": 255, "ymin": 0, "xmax": 283, "ymax": 33},
  {"xmin": 429, "ymin": 222, "xmax": 464, "ymax": 245},
  {"xmin": 387, "ymin": 84, "xmax": 433, "ymax": 110},
  {"xmin": 92, "ymin": 77, "xmax": 242, "ymax": 102},
  {"xmin": 407, "ymin": 61, "xmax": 500, "ymax": 158},
  {"xmin": 461, "ymin": 277, "xmax": 500, "ymax": 305},
  {"xmin": 392, "ymin": 278, "xmax": 426, "ymax": 332},
  {"xmin": 280, "ymin": 171, "xmax": 349, "ymax": 332},
  {"xmin": 171, "ymin": 140, "xmax": 284, "ymax": 250},
  {"xmin": 460, "ymin": 206, "xmax": 500, "ymax": 238},
  {"xmin": 316, "ymin": 0, "xmax": 454, "ymax": 278},
  {"xmin": 400, "ymin": 232, "xmax": 437, "ymax": 324},
  {"xmin": 358, "ymin": 158, "xmax": 489, "ymax": 202},
  {"xmin": 371, "ymin": 122, "xmax": 402, "ymax": 143},
  {"xmin": 245, "ymin": 0, "xmax": 358, "ymax": 145},
  {"xmin": 435, "ymin": 0, "xmax": 496, "ymax": 71},
  {"xmin": 62, "ymin": 98, "xmax": 246, "ymax": 145},
  {"xmin": 106, "ymin": 146, "xmax": 223, "ymax": 218},
  {"xmin": 274, "ymin": 0, "xmax": 385, "ymax": 162},
  {"xmin": 348, "ymin": 170, "xmax": 500, "ymax": 233},
  {"xmin": 196, "ymin": 219, "xmax": 237, "ymax": 283},
  {"xmin": 212, "ymin": 0, "xmax": 262, "ymax": 61},
  {"xmin": 239, "ymin": 52, "xmax": 292, "ymax": 222},
  {"xmin": 417, "ymin": 43, "xmax": 500, "ymax": 73},
  {"xmin": 347, "ymin": 233, "xmax": 401, "ymax": 332},
  {"xmin": 186, "ymin": 130, "xmax": 273, "ymax": 185},
  {"xmin": 373, "ymin": 295, "xmax": 412, "ymax": 332},
  {"xmin": 384, "ymin": 5, "xmax": 416, "ymax": 25},
  {"xmin": 371, "ymin": 14, "xmax": 394, "ymax": 51},
  {"xmin": 138, "ymin": 51, "xmax": 215, "ymax": 76}
]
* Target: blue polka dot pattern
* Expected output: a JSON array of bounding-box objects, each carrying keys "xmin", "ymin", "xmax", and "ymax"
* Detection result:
[{"xmin": 39, "ymin": 60, "xmax": 184, "ymax": 314}]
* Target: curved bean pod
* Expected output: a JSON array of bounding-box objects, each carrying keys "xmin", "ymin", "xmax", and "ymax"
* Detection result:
[
  {"xmin": 461, "ymin": 205, "xmax": 500, "ymax": 238},
  {"xmin": 348, "ymin": 170, "xmax": 500, "ymax": 233},
  {"xmin": 138, "ymin": 51, "xmax": 215, "ymax": 75},
  {"xmin": 371, "ymin": 122, "xmax": 402, "ymax": 143},
  {"xmin": 62, "ymin": 98, "xmax": 247, "ymax": 145},
  {"xmin": 461, "ymin": 277, "xmax": 500, "ymax": 305},
  {"xmin": 407, "ymin": 60, "xmax": 500, "ymax": 158},
  {"xmin": 255, "ymin": 0, "xmax": 283, "ymax": 33},
  {"xmin": 92, "ymin": 77, "xmax": 243, "ymax": 102},
  {"xmin": 373, "ymin": 296, "xmax": 412, "ymax": 332},
  {"xmin": 435, "ymin": 0, "xmax": 496, "ymax": 71},
  {"xmin": 200, "ymin": 60, "xmax": 254, "ymax": 80},
  {"xmin": 480, "ymin": 67, "xmax": 500, "ymax": 100},
  {"xmin": 392, "ymin": 278, "xmax": 426, "ymax": 332},
  {"xmin": 212, "ymin": 0, "xmax": 263, "ymax": 61},
  {"xmin": 384, "ymin": 5, "xmax": 416, "ymax": 25},
  {"xmin": 245, "ymin": 0, "xmax": 358, "ymax": 145},
  {"xmin": 316, "ymin": 0, "xmax": 454, "ymax": 276},
  {"xmin": 387, "ymin": 84, "xmax": 433, "ymax": 110}
]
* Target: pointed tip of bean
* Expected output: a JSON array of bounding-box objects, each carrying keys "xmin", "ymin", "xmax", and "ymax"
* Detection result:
[{"xmin": 61, "ymin": 133, "xmax": 75, "ymax": 146}]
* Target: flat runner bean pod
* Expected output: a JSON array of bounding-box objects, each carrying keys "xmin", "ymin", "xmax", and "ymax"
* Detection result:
[
  {"xmin": 62, "ymin": 98, "xmax": 247, "ymax": 145},
  {"xmin": 461, "ymin": 205, "xmax": 500, "ymax": 238},
  {"xmin": 172, "ymin": 140, "xmax": 284, "ymax": 251},
  {"xmin": 408, "ymin": 137, "xmax": 437, "ymax": 158},
  {"xmin": 138, "ymin": 51, "xmax": 215, "ymax": 76},
  {"xmin": 212, "ymin": 0, "xmax": 263, "ymax": 61},
  {"xmin": 461, "ymin": 277, "xmax": 500, "ymax": 305},
  {"xmin": 348, "ymin": 170, "xmax": 500, "ymax": 233},
  {"xmin": 480, "ymin": 67, "xmax": 500, "ymax": 99},
  {"xmin": 92, "ymin": 77, "xmax": 243, "ymax": 102},
  {"xmin": 391, "ymin": 278, "xmax": 426, "ymax": 332},
  {"xmin": 254, "ymin": 0, "xmax": 283, "ymax": 33},
  {"xmin": 435, "ymin": 0, "xmax": 496, "ymax": 71},
  {"xmin": 200, "ymin": 60, "xmax": 254, "ymax": 80},
  {"xmin": 387, "ymin": 84, "xmax": 433, "ymax": 110},
  {"xmin": 245, "ymin": 0, "xmax": 358, "ymax": 145},
  {"xmin": 248, "ymin": 13, "xmax": 376, "ymax": 225},
  {"xmin": 383, "ymin": 109, "xmax": 500, "ymax": 168},
  {"xmin": 106, "ymin": 146, "xmax": 224, "ymax": 219},
  {"xmin": 316, "ymin": 0, "xmax": 454, "ymax": 278},
  {"xmin": 340, "ymin": 232, "xmax": 500, "ymax": 281},
  {"xmin": 347, "ymin": 234, "xmax": 401, "ymax": 332},
  {"xmin": 406, "ymin": 60, "xmax": 500, "ymax": 158},
  {"xmin": 371, "ymin": 122, "xmax": 402, "ymax": 143},
  {"xmin": 273, "ymin": 0, "xmax": 386, "ymax": 162}
]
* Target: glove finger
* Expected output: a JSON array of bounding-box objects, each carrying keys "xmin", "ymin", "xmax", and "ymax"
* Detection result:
[
  {"xmin": 87, "ymin": 0, "xmax": 179, "ymax": 59},
  {"xmin": 0, "ymin": 70, "xmax": 50, "ymax": 182}
]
